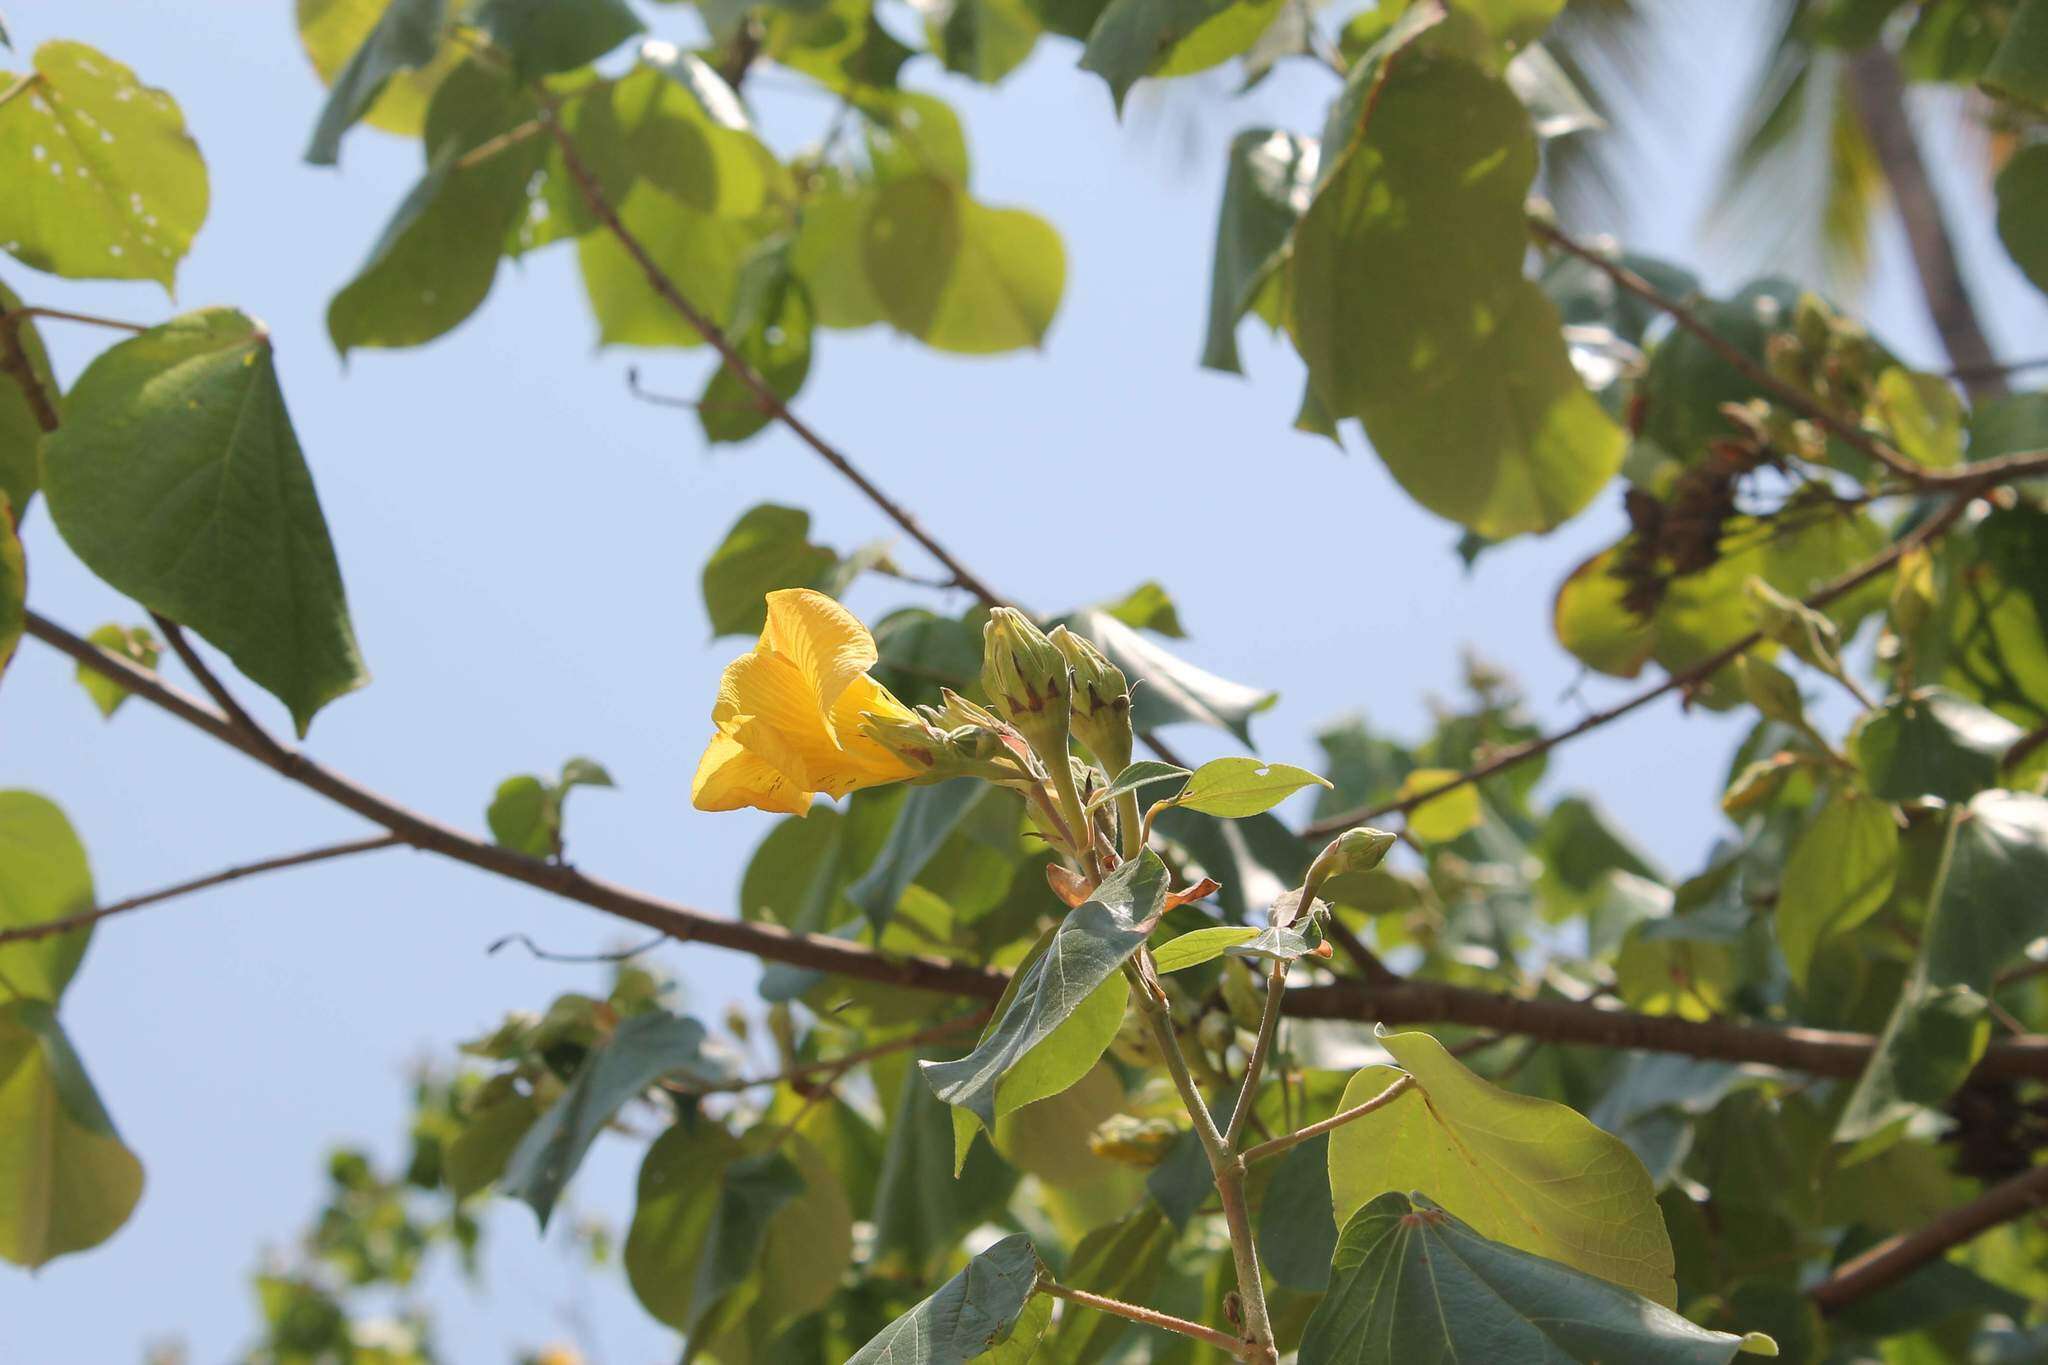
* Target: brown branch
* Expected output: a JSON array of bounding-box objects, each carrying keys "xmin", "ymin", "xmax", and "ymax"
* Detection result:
[
  {"xmin": 0, "ymin": 836, "xmax": 403, "ymax": 946},
  {"xmin": 2004, "ymin": 720, "xmax": 2048, "ymax": 774},
  {"xmin": 0, "ymin": 309, "xmax": 58, "ymax": 438},
  {"xmin": 1242, "ymin": 1073, "xmax": 1414, "ymax": 1165},
  {"xmin": 26, "ymin": 610, "xmax": 1008, "ymax": 1001},
  {"xmin": 1846, "ymin": 47, "xmax": 2007, "ymax": 403},
  {"xmin": 538, "ymin": 96, "xmax": 1012, "ymax": 611},
  {"xmin": 1307, "ymin": 482, "xmax": 1982, "ymax": 837},
  {"xmin": 1039, "ymin": 1280, "xmax": 1257, "ymax": 1358},
  {"xmin": 0, "ymin": 305, "xmax": 148, "ymax": 335},
  {"xmin": 1808, "ymin": 1163, "xmax": 2048, "ymax": 1314},
  {"xmin": 1528, "ymin": 220, "xmax": 2034, "ymax": 488}
]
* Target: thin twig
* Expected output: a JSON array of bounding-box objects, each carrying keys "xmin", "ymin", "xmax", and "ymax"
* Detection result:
[
  {"xmin": 0, "ymin": 70, "xmax": 43, "ymax": 114},
  {"xmin": 151, "ymin": 613, "xmax": 282, "ymax": 754},
  {"xmin": 1039, "ymin": 1280, "xmax": 1255, "ymax": 1357},
  {"xmin": 1808, "ymin": 1163, "xmax": 2048, "ymax": 1314},
  {"xmin": 487, "ymin": 932, "xmax": 668, "ymax": 964},
  {"xmin": 0, "ymin": 836, "xmax": 402, "ymax": 946},
  {"xmin": 0, "ymin": 305, "xmax": 149, "ymax": 335},
  {"xmin": 691, "ymin": 1010, "xmax": 989, "ymax": 1094},
  {"xmin": 1307, "ymin": 485, "xmax": 1982, "ymax": 837},
  {"xmin": 541, "ymin": 95, "xmax": 1012, "ymax": 610},
  {"xmin": 1242, "ymin": 1073, "xmax": 1415, "ymax": 1165}
]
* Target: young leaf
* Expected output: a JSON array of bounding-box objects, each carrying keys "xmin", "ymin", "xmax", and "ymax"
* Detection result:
[
  {"xmin": 1086, "ymin": 759, "xmax": 1190, "ymax": 811},
  {"xmin": 74, "ymin": 624, "xmax": 160, "ymax": 720},
  {"xmin": 846, "ymin": 1232, "xmax": 1046, "ymax": 1365},
  {"xmin": 1394, "ymin": 767, "xmax": 1481, "ymax": 843},
  {"xmin": 1329, "ymin": 1027, "xmax": 1675, "ymax": 1305},
  {"xmin": 0, "ymin": 41, "xmax": 209, "ymax": 291},
  {"xmin": 501, "ymin": 1011, "xmax": 728, "ymax": 1227},
  {"xmin": 0, "ymin": 791, "xmax": 94, "ymax": 1004},
  {"xmin": 1776, "ymin": 793, "xmax": 1898, "ymax": 988},
  {"xmin": 1151, "ymin": 924, "xmax": 1257, "ymax": 972},
  {"xmin": 1224, "ymin": 923, "xmax": 1319, "ymax": 963},
  {"xmin": 1176, "ymin": 757, "xmax": 1332, "ymax": 818},
  {"xmin": 921, "ymin": 851, "xmax": 1167, "ymax": 1130},
  {"xmin": 701, "ymin": 505, "xmax": 840, "ymax": 639},
  {"xmin": 1098, "ymin": 580, "xmax": 1184, "ymax": 637},
  {"xmin": 41, "ymin": 310, "xmax": 368, "ymax": 736},
  {"xmin": 0, "ymin": 999, "xmax": 144, "ymax": 1269},
  {"xmin": 1298, "ymin": 1192, "xmax": 1772, "ymax": 1365},
  {"xmin": 303, "ymin": 0, "xmax": 447, "ymax": 164},
  {"xmin": 486, "ymin": 774, "xmax": 554, "ymax": 858}
]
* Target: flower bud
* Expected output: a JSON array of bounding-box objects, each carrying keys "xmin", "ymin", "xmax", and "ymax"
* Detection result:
[
  {"xmin": 1302, "ymin": 826, "xmax": 1398, "ymax": 906},
  {"xmin": 1049, "ymin": 625, "xmax": 1133, "ymax": 771},
  {"xmin": 859, "ymin": 709, "xmax": 1037, "ymax": 789},
  {"xmin": 981, "ymin": 608, "xmax": 1074, "ymax": 769}
]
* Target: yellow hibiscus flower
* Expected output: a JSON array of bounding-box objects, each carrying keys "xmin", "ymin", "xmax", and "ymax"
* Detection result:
[{"xmin": 691, "ymin": 589, "xmax": 924, "ymax": 815}]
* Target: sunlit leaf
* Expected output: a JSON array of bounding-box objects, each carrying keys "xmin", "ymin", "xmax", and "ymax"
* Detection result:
[
  {"xmin": 1775, "ymin": 791, "xmax": 1897, "ymax": 988},
  {"xmin": 0, "ymin": 792, "xmax": 93, "ymax": 1005},
  {"xmin": 847, "ymin": 1233, "xmax": 1046, "ymax": 1365}
]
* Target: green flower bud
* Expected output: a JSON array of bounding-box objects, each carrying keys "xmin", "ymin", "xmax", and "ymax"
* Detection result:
[
  {"xmin": 1049, "ymin": 625, "xmax": 1133, "ymax": 771},
  {"xmin": 1302, "ymin": 826, "xmax": 1398, "ymax": 905},
  {"xmin": 981, "ymin": 607, "xmax": 1074, "ymax": 770},
  {"xmin": 860, "ymin": 708, "xmax": 1037, "ymax": 789}
]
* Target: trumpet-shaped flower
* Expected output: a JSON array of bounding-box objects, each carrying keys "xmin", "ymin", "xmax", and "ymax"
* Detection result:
[{"xmin": 691, "ymin": 589, "xmax": 924, "ymax": 815}]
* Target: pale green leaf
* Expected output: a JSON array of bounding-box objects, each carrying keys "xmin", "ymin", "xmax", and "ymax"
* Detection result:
[
  {"xmin": 1151, "ymin": 924, "xmax": 1257, "ymax": 971},
  {"xmin": 576, "ymin": 182, "xmax": 753, "ymax": 347},
  {"xmin": 303, "ymin": 0, "xmax": 446, "ymax": 164},
  {"xmin": 74, "ymin": 624, "xmax": 159, "ymax": 720},
  {"xmin": 1087, "ymin": 760, "xmax": 1190, "ymax": 811},
  {"xmin": 625, "ymin": 1123, "xmax": 802, "ymax": 1335},
  {"xmin": 473, "ymin": 0, "xmax": 643, "ymax": 81},
  {"xmin": 0, "ymin": 791, "xmax": 94, "ymax": 1004},
  {"xmin": 0, "ymin": 999, "xmax": 144, "ymax": 1269},
  {"xmin": 1869, "ymin": 368, "xmax": 1965, "ymax": 469},
  {"xmin": 701, "ymin": 504, "xmax": 838, "ymax": 638},
  {"xmin": 0, "ymin": 41, "xmax": 209, "ymax": 291},
  {"xmin": 1329, "ymin": 1027, "xmax": 1675, "ymax": 1304},
  {"xmin": 1776, "ymin": 792, "xmax": 1898, "ymax": 988},
  {"xmin": 864, "ymin": 176, "xmax": 1064, "ymax": 354},
  {"xmin": 1176, "ymin": 756, "xmax": 1330, "ymax": 817},
  {"xmin": 1395, "ymin": 767, "xmax": 1481, "ymax": 843}
]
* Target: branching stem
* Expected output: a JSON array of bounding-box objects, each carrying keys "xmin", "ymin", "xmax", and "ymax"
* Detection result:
[
  {"xmin": 1242, "ymin": 1074, "xmax": 1416, "ymax": 1165},
  {"xmin": 1039, "ymin": 1280, "xmax": 1257, "ymax": 1357}
]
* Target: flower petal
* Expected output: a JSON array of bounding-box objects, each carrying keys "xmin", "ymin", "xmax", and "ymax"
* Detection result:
[
  {"xmin": 715, "ymin": 649, "xmax": 846, "ymax": 791},
  {"xmin": 761, "ymin": 589, "xmax": 879, "ymax": 734},
  {"xmin": 828, "ymin": 674, "xmax": 925, "ymax": 784},
  {"xmin": 692, "ymin": 733, "xmax": 814, "ymax": 815}
]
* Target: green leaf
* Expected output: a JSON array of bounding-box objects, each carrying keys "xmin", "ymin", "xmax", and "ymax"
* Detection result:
[
  {"xmin": 1087, "ymin": 760, "xmax": 1191, "ymax": 811},
  {"xmin": 0, "ymin": 275, "xmax": 52, "ymax": 513},
  {"xmin": 1637, "ymin": 281, "xmax": 1794, "ymax": 462},
  {"xmin": 1153, "ymin": 924, "xmax": 1256, "ymax": 971},
  {"xmin": 1869, "ymin": 367, "xmax": 1965, "ymax": 468},
  {"xmin": 1330, "ymin": 1027, "xmax": 1675, "ymax": 1304},
  {"xmin": 1037, "ymin": 1207, "xmax": 1174, "ymax": 1364},
  {"xmin": 1260, "ymin": 1132, "xmax": 1338, "ymax": 1291},
  {"xmin": 863, "ymin": 176, "xmax": 1064, "ymax": 354},
  {"xmin": 0, "ymin": 999, "xmax": 144, "ymax": 1268},
  {"xmin": 1080, "ymin": 0, "xmax": 1285, "ymax": 110},
  {"xmin": 1225, "ymin": 922, "xmax": 1317, "ymax": 963},
  {"xmin": 700, "ymin": 239, "xmax": 814, "ymax": 445},
  {"xmin": 1098, "ymin": 580, "xmax": 1185, "ymax": 637},
  {"xmin": 501, "ymin": 1010, "xmax": 727, "ymax": 1227},
  {"xmin": 1776, "ymin": 792, "xmax": 1898, "ymax": 988},
  {"xmin": 74, "ymin": 623, "xmax": 159, "ymax": 720},
  {"xmin": 1173, "ymin": 757, "xmax": 1330, "ymax": 818},
  {"xmin": 0, "ymin": 791, "xmax": 94, "ymax": 1004},
  {"xmin": 1982, "ymin": 0, "xmax": 2048, "ymax": 107},
  {"xmin": 473, "ymin": 0, "xmax": 643, "ymax": 81},
  {"xmin": 793, "ymin": 186, "xmax": 886, "ymax": 329},
  {"xmin": 926, "ymin": 0, "xmax": 1042, "ymax": 84},
  {"xmin": 1394, "ymin": 767, "xmax": 1481, "ymax": 843},
  {"xmin": 849, "ymin": 779, "xmax": 986, "ymax": 932},
  {"xmin": 1300, "ymin": 1192, "xmax": 1769, "ymax": 1365},
  {"xmin": 0, "ymin": 503, "xmax": 18, "ymax": 684},
  {"xmin": 486, "ymin": 774, "xmax": 554, "ymax": 857},
  {"xmin": 847, "ymin": 1233, "xmax": 1046, "ymax": 1365},
  {"xmin": 625, "ymin": 1121, "xmax": 803, "ymax": 1335},
  {"xmin": 42, "ymin": 309, "xmax": 367, "ymax": 736},
  {"xmin": 702, "ymin": 504, "xmax": 839, "ymax": 638},
  {"xmin": 0, "ymin": 41, "xmax": 209, "ymax": 291},
  {"xmin": 565, "ymin": 57, "xmax": 782, "ymax": 227},
  {"xmin": 576, "ymin": 181, "xmax": 755, "ymax": 347},
  {"xmin": 860, "ymin": 90, "xmax": 970, "ymax": 185},
  {"xmin": 1852, "ymin": 688, "xmax": 2023, "ymax": 804},
  {"xmin": 1290, "ymin": 31, "xmax": 1623, "ymax": 537},
  {"xmin": 298, "ymin": 0, "xmax": 464, "ymax": 144},
  {"xmin": 952, "ymin": 966, "xmax": 1125, "ymax": 1174},
  {"xmin": 1062, "ymin": 610, "xmax": 1276, "ymax": 743},
  {"xmin": 753, "ymin": 1132, "xmax": 854, "ymax": 1327},
  {"xmin": 922, "ymin": 851, "xmax": 1166, "ymax": 1130},
  {"xmin": 444, "ymin": 1094, "xmax": 538, "ymax": 1200},
  {"xmin": 328, "ymin": 60, "xmax": 542, "ymax": 354},
  {"xmin": 1996, "ymin": 142, "xmax": 2048, "ymax": 296},
  {"xmin": 872, "ymin": 1048, "xmax": 1018, "ymax": 1275},
  {"xmin": 1201, "ymin": 128, "xmax": 1316, "ymax": 373},
  {"xmin": 304, "ymin": 0, "xmax": 445, "ymax": 164}
]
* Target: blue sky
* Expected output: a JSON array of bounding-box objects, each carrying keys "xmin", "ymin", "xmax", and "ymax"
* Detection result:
[{"xmin": 4, "ymin": 3, "xmax": 2045, "ymax": 1361}]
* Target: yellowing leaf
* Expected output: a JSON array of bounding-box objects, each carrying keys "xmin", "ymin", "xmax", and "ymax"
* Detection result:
[
  {"xmin": 0, "ymin": 1000, "xmax": 144, "ymax": 1268},
  {"xmin": 1328, "ymin": 1027, "xmax": 1675, "ymax": 1305},
  {"xmin": 1395, "ymin": 768, "xmax": 1480, "ymax": 843}
]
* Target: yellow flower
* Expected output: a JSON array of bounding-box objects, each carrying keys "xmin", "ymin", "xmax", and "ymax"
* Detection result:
[{"xmin": 691, "ymin": 589, "xmax": 923, "ymax": 815}]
